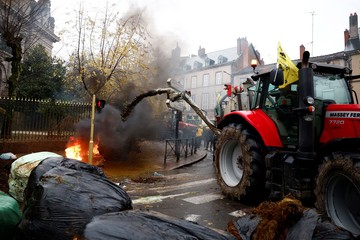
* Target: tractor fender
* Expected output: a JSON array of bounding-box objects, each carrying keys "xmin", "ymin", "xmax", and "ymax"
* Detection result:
[
  {"xmin": 218, "ymin": 109, "xmax": 283, "ymax": 148},
  {"xmin": 315, "ymin": 138, "xmax": 360, "ymax": 162}
]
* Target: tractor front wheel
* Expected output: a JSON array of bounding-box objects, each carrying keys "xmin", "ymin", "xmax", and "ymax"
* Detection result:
[
  {"xmin": 214, "ymin": 124, "xmax": 266, "ymax": 205},
  {"xmin": 315, "ymin": 152, "xmax": 360, "ymax": 236}
]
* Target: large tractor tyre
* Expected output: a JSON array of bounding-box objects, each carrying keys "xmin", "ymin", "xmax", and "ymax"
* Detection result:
[
  {"xmin": 314, "ymin": 152, "xmax": 360, "ymax": 236},
  {"xmin": 214, "ymin": 124, "xmax": 267, "ymax": 205}
]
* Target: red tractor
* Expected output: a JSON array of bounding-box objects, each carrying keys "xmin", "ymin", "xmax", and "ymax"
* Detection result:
[
  {"xmin": 214, "ymin": 52, "xmax": 360, "ymax": 235},
  {"xmin": 120, "ymin": 53, "xmax": 360, "ymax": 234}
]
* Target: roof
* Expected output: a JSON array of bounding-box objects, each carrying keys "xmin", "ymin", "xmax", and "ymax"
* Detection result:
[
  {"xmin": 235, "ymin": 64, "xmax": 277, "ymax": 76},
  {"xmin": 180, "ymin": 47, "xmax": 239, "ymax": 70},
  {"xmin": 306, "ymin": 51, "xmax": 346, "ymax": 63},
  {"xmin": 204, "ymin": 47, "xmax": 239, "ymax": 62}
]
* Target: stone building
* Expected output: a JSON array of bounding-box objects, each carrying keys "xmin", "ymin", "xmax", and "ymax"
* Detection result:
[
  {"xmin": 171, "ymin": 12, "xmax": 360, "ymax": 123},
  {"xmin": 171, "ymin": 37, "xmax": 263, "ymax": 121},
  {"xmin": 0, "ymin": 0, "xmax": 59, "ymax": 96},
  {"xmin": 299, "ymin": 12, "xmax": 360, "ymax": 97}
]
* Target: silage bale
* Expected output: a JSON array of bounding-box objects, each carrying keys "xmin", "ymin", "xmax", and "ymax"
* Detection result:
[
  {"xmin": 8, "ymin": 151, "xmax": 61, "ymax": 202},
  {"xmin": 227, "ymin": 195, "xmax": 356, "ymax": 240},
  {"xmin": 23, "ymin": 156, "xmax": 106, "ymax": 209},
  {"xmin": 84, "ymin": 210, "xmax": 235, "ymax": 240},
  {"xmin": 15, "ymin": 164, "xmax": 132, "ymax": 240}
]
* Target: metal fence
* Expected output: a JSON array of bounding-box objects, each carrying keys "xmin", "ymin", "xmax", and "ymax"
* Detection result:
[
  {"xmin": 163, "ymin": 137, "xmax": 196, "ymax": 163},
  {"xmin": 0, "ymin": 97, "xmax": 91, "ymax": 142}
]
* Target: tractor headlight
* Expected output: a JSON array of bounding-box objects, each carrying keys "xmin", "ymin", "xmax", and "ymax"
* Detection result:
[{"xmin": 305, "ymin": 96, "xmax": 315, "ymax": 105}]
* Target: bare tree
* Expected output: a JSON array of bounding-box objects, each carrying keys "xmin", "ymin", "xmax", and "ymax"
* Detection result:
[
  {"xmin": 0, "ymin": 0, "xmax": 48, "ymax": 97},
  {"xmin": 64, "ymin": 1, "xmax": 153, "ymax": 102}
]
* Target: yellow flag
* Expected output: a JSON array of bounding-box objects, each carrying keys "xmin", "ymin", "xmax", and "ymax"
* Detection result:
[{"xmin": 277, "ymin": 42, "xmax": 298, "ymax": 88}]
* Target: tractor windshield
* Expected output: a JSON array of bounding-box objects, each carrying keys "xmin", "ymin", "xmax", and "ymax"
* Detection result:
[
  {"xmin": 313, "ymin": 74, "xmax": 352, "ymax": 104},
  {"xmin": 252, "ymin": 68, "xmax": 352, "ymax": 148}
]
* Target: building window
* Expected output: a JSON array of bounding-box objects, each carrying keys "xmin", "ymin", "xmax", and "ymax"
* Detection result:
[
  {"xmin": 215, "ymin": 72, "xmax": 222, "ymax": 85},
  {"xmin": 203, "ymin": 74, "xmax": 209, "ymax": 87},
  {"xmin": 218, "ymin": 55, "xmax": 228, "ymax": 64},
  {"xmin": 201, "ymin": 93, "xmax": 209, "ymax": 110},
  {"xmin": 191, "ymin": 76, "xmax": 197, "ymax": 88},
  {"xmin": 185, "ymin": 77, "xmax": 191, "ymax": 89}
]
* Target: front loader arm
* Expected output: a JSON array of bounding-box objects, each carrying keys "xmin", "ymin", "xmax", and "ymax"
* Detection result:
[
  {"xmin": 176, "ymin": 92, "xmax": 221, "ymax": 136},
  {"xmin": 121, "ymin": 88, "xmax": 175, "ymax": 121},
  {"xmin": 121, "ymin": 83, "xmax": 221, "ymax": 136}
]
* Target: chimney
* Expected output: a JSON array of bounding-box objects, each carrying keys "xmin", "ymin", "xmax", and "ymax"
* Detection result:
[
  {"xmin": 171, "ymin": 43, "xmax": 181, "ymax": 60},
  {"xmin": 349, "ymin": 13, "xmax": 359, "ymax": 40},
  {"xmin": 300, "ymin": 45, "xmax": 305, "ymax": 60},
  {"xmin": 198, "ymin": 46, "xmax": 206, "ymax": 57},
  {"xmin": 237, "ymin": 37, "xmax": 249, "ymax": 67},
  {"xmin": 237, "ymin": 37, "xmax": 248, "ymax": 56},
  {"xmin": 344, "ymin": 29, "xmax": 350, "ymax": 46}
]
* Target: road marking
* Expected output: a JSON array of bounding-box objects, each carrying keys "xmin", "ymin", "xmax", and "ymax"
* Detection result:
[
  {"xmin": 183, "ymin": 192, "xmax": 224, "ymax": 204},
  {"xmin": 164, "ymin": 173, "xmax": 192, "ymax": 179},
  {"xmin": 184, "ymin": 214, "xmax": 201, "ymax": 223},
  {"xmin": 147, "ymin": 178, "xmax": 217, "ymax": 193},
  {"xmin": 132, "ymin": 192, "xmax": 190, "ymax": 205},
  {"xmin": 229, "ymin": 210, "xmax": 247, "ymax": 218}
]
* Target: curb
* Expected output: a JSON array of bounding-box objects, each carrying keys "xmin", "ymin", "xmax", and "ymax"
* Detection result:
[{"xmin": 165, "ymin": 152, "xmax": 208, "ymax": 171}]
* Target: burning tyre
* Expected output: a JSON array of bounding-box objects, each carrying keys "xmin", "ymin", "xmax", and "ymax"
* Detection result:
[
  {"xmin": 214, "ymin": 124, "xmax": 267, "ymax": 204},
  {"xmin": 315, "ymin": 153, "xmax": 360, "ymax": 235}
]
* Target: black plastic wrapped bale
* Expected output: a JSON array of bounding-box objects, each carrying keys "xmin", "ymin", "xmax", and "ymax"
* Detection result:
[
  {"xmin": 23, "ymin": 156, "xmax": 106, "ymax": 209},
  {"xmin": 285, "ymin": 209, "xmax": 356, "ymax": 239},
  {"xmin": 15, "ymin": 165, "xmax": 132, "ymax": 240},
  {"xmin": 228, "ymin": 208, "xmax": 356, "ymax": 240},
  {"xmin": 84, "ymin": 210, "xmax": 236, "ymax": 240}
]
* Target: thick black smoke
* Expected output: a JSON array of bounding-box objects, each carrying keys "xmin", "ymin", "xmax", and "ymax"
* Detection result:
[
  {"xmin": 71, "ymin": 5, "xmax": 184, "ymax": 161},
  {"xmin": 74, "ymin": 97, "xmax": 168, "ymax": 161}
]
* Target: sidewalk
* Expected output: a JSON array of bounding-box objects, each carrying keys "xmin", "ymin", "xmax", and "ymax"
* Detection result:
[
  {"xmin": 163, "ymin": 148, "xmax": 208, "ymax": 171},
  {"xmin": 9, "ymin": 141, "xmax": 209, "ymax": 181}
]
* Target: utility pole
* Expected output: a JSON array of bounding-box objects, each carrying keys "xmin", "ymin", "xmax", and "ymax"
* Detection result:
[{"xmin": 308, "ymin": 11, "xmax": 315, "ymax": 56}]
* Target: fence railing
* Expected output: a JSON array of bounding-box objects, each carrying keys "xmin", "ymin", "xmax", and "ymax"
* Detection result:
[
  {"xmin": 163, "ymin": 138, "xmax": 196, "ymax": 163},
  {"xmin": 0, "ymin": 97, "xmax": 91, "ymax": 142}
]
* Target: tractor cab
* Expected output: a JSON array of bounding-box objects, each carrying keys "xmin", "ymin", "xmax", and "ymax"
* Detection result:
[{"xmin": 249, "ymin": 63, "xmax": 354, "ymax": 148}]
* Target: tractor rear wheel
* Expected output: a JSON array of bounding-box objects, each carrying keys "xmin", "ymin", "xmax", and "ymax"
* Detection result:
[
  {"xmin": 214, "ymin": 124, "xmax": 266, "ymax": 205},
  {"xmin": 315, "ymin": 152, "xmax": 360, "ymax": 235}
]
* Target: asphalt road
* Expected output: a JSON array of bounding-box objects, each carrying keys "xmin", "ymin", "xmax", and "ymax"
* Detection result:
[{"xmin": 120, "ymin": 150, "xmax": 248, "ymax": 234}]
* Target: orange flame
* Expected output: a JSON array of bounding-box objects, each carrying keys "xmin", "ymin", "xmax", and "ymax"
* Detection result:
[
  {"xmin": 93, "ymin": 144, "xmax": 100, "ymax": 155},
  {"xmin": 65, "ymin": 142, "xmax": 83, "ymax": 160},
  {"xmin": 65, "ymin": 138, "xmax": 100, "ymax": 161}
]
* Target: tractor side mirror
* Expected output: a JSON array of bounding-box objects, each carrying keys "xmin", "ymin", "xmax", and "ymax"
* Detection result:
[{"xmin": 270, "ymin": 68, "xmax": 284, "ymax": 86}]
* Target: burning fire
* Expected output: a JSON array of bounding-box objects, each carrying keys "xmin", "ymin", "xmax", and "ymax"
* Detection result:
[
  {"xmin": 65, "ymin": 137, "xmax": 100, "ymax": 162},
  {"xmin": 65, "ymin": 142, "xmax": 83, "ymax": 160}
]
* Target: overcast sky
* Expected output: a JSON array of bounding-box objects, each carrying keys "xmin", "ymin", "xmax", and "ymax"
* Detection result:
[{"xmin": 51, "ymin": 0, "xmax": 360, "ymax": 64}]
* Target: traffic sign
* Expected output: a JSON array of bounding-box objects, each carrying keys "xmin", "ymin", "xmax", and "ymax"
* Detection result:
[
  {"xmin": 167, "ymin": 78, "xmax": 184, "ymax": 92},
  {"xmin": 166, "ymin": 99, "xmax": 185, "ymax": 111}
]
